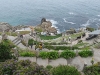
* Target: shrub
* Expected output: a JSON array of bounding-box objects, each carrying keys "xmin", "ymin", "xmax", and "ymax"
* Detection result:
[
  {"xmin": 20, "ymin": 51, "xmax": 36, "ymax": 57},
  {"xmin": 46, "ymin": 65, "xmax": 53, "ymax": 70},
  {"xmin": 78, "ymin": 50, "xmax": 93, "ymax": 57},
  {"xmin": 39, "ymin": 51, "xmax": 48, "ymax": 59},
  {"xmin": 0, "ymin": 40, "xmax": 14, "ymax": 62},
  {"xmin": 60, "ymin": 50, "xmax": 76, "ymax": 59},
  {"xmin": 51, "ymin": 65, "xmax": 80, "ymax": 75},
  {"xmin": 28, "ymin": 39, "xmax": 34, "ymax": 46},
  {"xmin": 0, "ymin": 59, "xmax": 17, "ymax": 75},
  {"xmin": 83, "ymin": 65, "xmax": 100, "ymax": 75},
  {"xmin": 0, "ymin": 59, "xmax": 51, "ymax": 75},
  {"xmin": 48, "ymin": 51, "xmax": 59, "ymax": 59}
]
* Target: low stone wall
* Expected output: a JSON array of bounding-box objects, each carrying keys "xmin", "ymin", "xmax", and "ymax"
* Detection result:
[{"xmin": 18, "ymin": 57, "xmax": 67, "ymax": 67}]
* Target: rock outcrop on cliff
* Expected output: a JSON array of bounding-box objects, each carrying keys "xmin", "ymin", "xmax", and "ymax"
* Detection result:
[
  {"xmin": 36, "ymin": 18, "xmax": 57, "ymax": 34},
  {"xmin": 66, "ymin": 28, "xmax": 76, "ymax": 34},
  {"xmin": 0, "ymin": 22, "xmax": 12, "ymax": 32},
  {"xmin": 13, "ymin": 25, "xmax": 29, "ymax": 31}
]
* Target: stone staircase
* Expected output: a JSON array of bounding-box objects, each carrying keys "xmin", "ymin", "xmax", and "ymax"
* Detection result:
[{"xmin": 12, "ymin": 37, "xmax": 21, "ymax": 45}]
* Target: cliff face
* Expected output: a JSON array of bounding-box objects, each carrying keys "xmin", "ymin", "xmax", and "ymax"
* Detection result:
[
  {"xmin": 0, "ymin": 22, "xmax": 12, "ymax": 32},
  {"xmin": 36, "ymin": 18, "xmax": 57, "ymax": 34}
]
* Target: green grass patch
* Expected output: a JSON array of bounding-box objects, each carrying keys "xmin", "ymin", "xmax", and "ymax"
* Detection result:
[
  {"xmin": 44, "ymin": 45, "xmax": 79, "ymax": 50},
  {"xmin": 19, "ymin": 31, "xmax": 30, "ymax": 35},
  {"xmin": 0, "ymin": 32, "xmax": 17, "ymax": 36},
  {"xmin": 74, "ymin": 42, "xmax": 89, "ymax": 47},
  {"xmin": 39, "ymin": 34, "xmax": 62, "ymax": 40},
  {"xmin": 65, "ymin": 32, "xmax": 84, "ymax": 40},
  {"xmin": 80, "ymin": 46, "xmax": 91, "ymax": 50},
  {"xmin": 0, "ymin": 31, "xmax": 30, "ymax": 36},
  {"xmin": 19, "ymin": 50, "xmax": 36, "ymax": 57}
]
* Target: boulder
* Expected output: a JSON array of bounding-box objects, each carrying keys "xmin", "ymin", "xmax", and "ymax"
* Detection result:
[{"xmin": 0, "ymin": 22, "xmax": 12, "ymax": 32}]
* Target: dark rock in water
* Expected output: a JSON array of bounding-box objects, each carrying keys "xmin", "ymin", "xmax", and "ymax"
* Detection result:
[
  {"xmin": 0, "ymin": 22, "xmax": 12, "ymax": 32},
  {"xmin": 41, "ymin": 18, "xmax": 46, "ymax": 24}
]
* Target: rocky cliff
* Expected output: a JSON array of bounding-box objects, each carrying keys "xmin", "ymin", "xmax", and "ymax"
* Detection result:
[
  {"xmin": 0, "ymin": 22, "xmax": 12, "ymax": 32},
  {"xmin": 36, "ymin": 18, "xmax": 57, "ymax": 34}
]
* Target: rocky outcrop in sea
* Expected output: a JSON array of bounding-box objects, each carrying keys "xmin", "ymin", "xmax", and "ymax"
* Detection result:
[{"xmin": 36, "ymin": 18, "xmax": 57, "ymax": 34}]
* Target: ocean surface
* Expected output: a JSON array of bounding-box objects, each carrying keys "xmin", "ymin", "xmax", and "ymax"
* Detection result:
[{"xmin": 0, "ymin": 0, "xmax": 100, "ymax": 32}]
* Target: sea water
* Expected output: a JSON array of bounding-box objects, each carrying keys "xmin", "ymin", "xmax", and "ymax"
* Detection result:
[{"xmin": 0, "ymin": 0, "xmax": 100, "ymax": 32}]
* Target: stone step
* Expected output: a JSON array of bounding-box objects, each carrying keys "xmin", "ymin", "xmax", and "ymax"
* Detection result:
[{"xmin": 15, "ymin": 40, "xmax": 21, "ymax": 45}]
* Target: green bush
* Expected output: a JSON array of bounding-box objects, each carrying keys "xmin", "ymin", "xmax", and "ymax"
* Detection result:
[
  {"xmin": 0, "ymin": 59, "xmax": 51, "ymax": 75},
  {"xmin": 46, "ymin": 65, "xmax": 53, "ymax": 70},
  {"xmin": 48, "ymin": 51, "xmax": 59, "ymax": 59},
  {"xmin": 39, "ymin": 51, "xmax": 48, "ymax": 59},
  {"xmin": 51, "ymin": 65, "xmax": 80, "ymax": 75},
  {"xmin": 83, "ymin": 65, "xmax": 100, "ymax": 75},
  {"xmin": 78, "ymin": 50, "xmax": 93, "ymax": 57},
  {"xmin": 60, "ymin": 50, "xmax": 76, "ymax": 59},
  {"xmin": 0, "ymin": 40, "xmax": 14, "ymax": 62},
  {"xmin": 20, "ymin": 51, "xmax": 36, "ymax": 57},
  {"xmin": 28, "ymin": 39, "xmax": 34, "ymax": 46}
]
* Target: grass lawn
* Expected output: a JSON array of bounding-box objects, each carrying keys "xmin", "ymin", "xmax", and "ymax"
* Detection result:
[
  {"xmin": 65, "ymin": 32, "xmax": 84, "ymax": 40},
  {"xmin": 0, "ymin": 31, "xmax": 30, "ymax": 36},
  {"xmin": 19, "ymin": 31, "xmax": 30, "ymax": 35},
  {"xmin": 39, "ymin": 34, "xmax": 62, "ymax": 40},
  {"xmin": 74, "ymin": 42, "xmax": 89, "ymax": 47}
]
